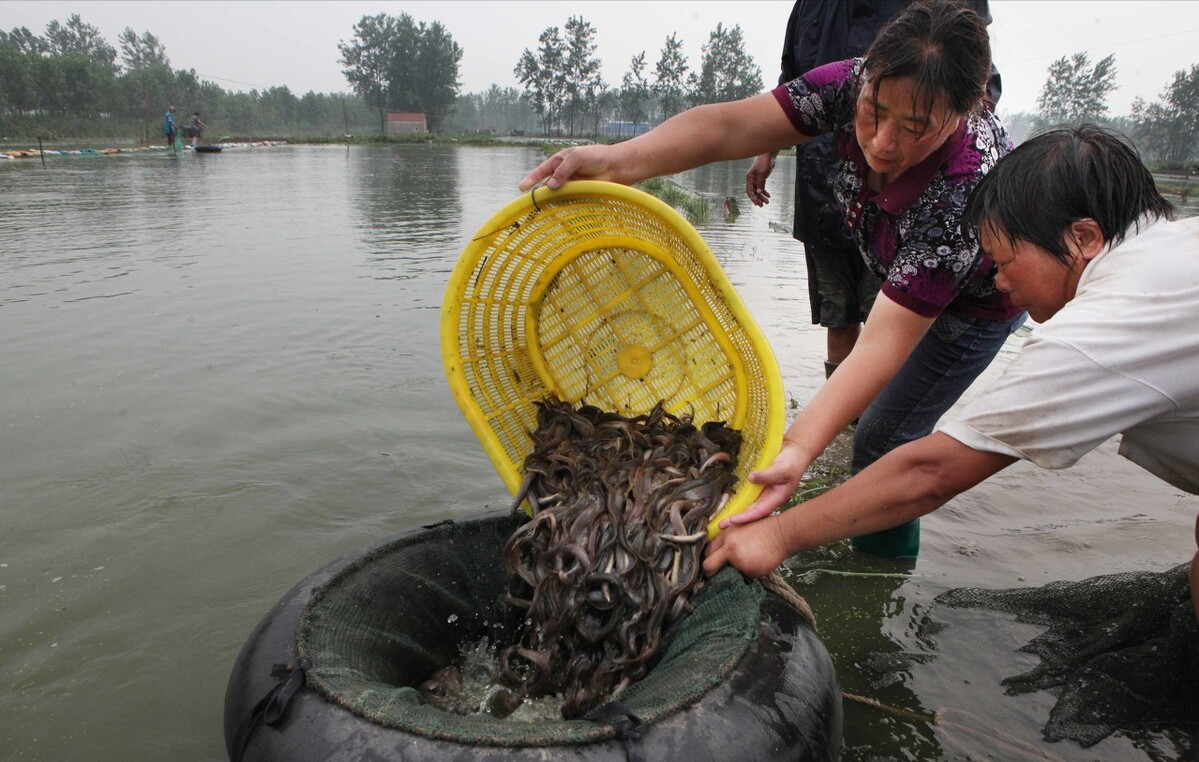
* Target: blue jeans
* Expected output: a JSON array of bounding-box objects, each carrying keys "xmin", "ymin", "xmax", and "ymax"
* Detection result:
[{"xmin": 849, "ymin": 310, "xmax": 1027, "ymax": 558}]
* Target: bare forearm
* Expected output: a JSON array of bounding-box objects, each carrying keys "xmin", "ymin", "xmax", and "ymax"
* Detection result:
[
  {"xmin": 780, "ymin": 365, "xmax": 887, "ymax": 469},
  {"xmin": 782, "ymin": 296, "xmax": 934, "ymax": 469},
  {"xmin": 776, "ymin": 433, "xmax": 1015, "ymax": 552},
  {"xmin": 703, "ymin": 433, "xmax": 1014, "ymax": 578},
  {"xmin": 605, "ymin": 95, "xmax": 799, "ymax": 184},
  {"xmin": 521, "ymin": 94, "xmax": 802, "ymax": 192}
]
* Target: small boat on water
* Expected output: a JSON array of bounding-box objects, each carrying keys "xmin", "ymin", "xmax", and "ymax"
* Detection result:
[{"xmin": 193, "ymin": 144, "xmax": 223, "ymax": 153}]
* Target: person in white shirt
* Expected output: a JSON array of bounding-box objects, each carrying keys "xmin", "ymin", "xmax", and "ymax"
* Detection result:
[{"xmin": 704, "ymin": 124, "xmax": 1199, "ymax": 622}]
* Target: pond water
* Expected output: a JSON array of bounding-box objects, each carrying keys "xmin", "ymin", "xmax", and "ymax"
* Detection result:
[{"xmin": 1, "ymin": 144, "xmax": 1194, "ymax": 761}]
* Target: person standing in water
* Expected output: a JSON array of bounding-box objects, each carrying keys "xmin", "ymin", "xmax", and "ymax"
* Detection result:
[
  {"xmin": 164, "ymin": 106, "xmax": 178, "ymax": 148},
  {"xmin": 186, "ymin": 111, "xmax": 207, "ymax": 148}
]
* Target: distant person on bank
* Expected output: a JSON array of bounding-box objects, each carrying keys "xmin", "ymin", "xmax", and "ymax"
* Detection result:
[
  {"xmin": 704, "ymin": 125, "xmax": 1199, "ymax": 622},
  {"xmin": 164, "ymin": 106, "xmax": 178, "ymax": 147}
]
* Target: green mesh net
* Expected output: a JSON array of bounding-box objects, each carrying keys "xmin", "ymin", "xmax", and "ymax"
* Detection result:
[
  {"xmin": 295, "ymin": 512, "xmax": 764, "ymax": 747},
  {"xmin": 936, "ymin": 564, "xmax": 1198, "ymax": 749}
]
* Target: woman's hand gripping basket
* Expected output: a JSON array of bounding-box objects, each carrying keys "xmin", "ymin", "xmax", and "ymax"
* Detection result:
[{"xmin": 441, "ymin": 181, "xmax": 784, "ymax": 536}]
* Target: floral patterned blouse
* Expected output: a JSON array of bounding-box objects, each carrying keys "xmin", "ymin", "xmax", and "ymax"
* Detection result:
[{"xmin": 772, "ymin": 58, "xmax": 1020, "ymax": 321}]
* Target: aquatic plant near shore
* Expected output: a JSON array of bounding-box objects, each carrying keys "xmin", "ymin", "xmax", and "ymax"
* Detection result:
[{"xmin": 635, "ymin": 177, "xmax": 711, "ymax": 225}]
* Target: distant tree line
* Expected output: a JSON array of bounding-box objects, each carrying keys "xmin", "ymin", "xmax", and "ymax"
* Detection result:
[
  {"xmin": 1001, "ymin": 51, "xmax": 1199, "ymax": 169},
  {"xmin": 337, "ymin": 13, "xmax": 765, "ymax": 139},
  {"xmin": 2, "ymin": 11, "xmax": 765, "ymax": 144},
  {"xmin": 5, "ymin": 11, "xmax": 1197, "ymax": 172},
  {"xmin": 499, "ymin": 18, "xmax": 764, "ymax": 138},
  {"xmin": 447, "ymin": 85, "xmax": 540, "ymax": 137},
  {"xmin": 0, "ymin": 14, "xmax": 382, "ymax": 141},
  {"xmin": 336, "ymin": 12, "xmax": 462, "ymax": 133}
]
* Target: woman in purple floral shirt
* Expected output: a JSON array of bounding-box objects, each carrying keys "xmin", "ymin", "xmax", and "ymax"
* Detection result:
[{"xmin": 520, "ymin": 0, "xmax": 1025, "ymax": 559}]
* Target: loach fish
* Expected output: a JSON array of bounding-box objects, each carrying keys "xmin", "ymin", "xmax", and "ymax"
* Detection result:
[{"xmin": 495, "ymin": 397, "xmax": 741, "ymax": 719}]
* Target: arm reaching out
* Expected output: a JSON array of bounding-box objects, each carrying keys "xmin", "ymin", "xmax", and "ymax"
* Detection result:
[
  {"xmin": 738, "ymin": 439, "xmax": 810, "ymax": 524},
  {"xmin": 722, "ymin": 293, "xmax": 936, "ymax": 529},
  {"xmin": 518, "ymin": 144, "xmax": 623, "ymax": 190},
  {"xmin": 703, "ymin": 432, "xmax": 1016, "ymax": 578},
  {"xmin": 519, "ymin": 93, "xmax": 806, "ymax": 191}
]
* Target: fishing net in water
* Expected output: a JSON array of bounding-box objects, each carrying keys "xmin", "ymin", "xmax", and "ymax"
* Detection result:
[
  {"xmin": 294, "ymin": 513, "xmax": 766, "ymax": 747},
  {"xmin": 935, "ymin": 564, "xmax": 1199, "ymax": 748}
]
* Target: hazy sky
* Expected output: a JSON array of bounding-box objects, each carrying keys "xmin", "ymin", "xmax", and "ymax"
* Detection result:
[{"xmin": 3, "ymin": 1, "xmax": 1198, "ymax": 116}]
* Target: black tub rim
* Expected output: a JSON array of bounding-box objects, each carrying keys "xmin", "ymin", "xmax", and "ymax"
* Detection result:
[{"xmin": 223, "ymin": 510, "xmax": 843, "ymax": 762}]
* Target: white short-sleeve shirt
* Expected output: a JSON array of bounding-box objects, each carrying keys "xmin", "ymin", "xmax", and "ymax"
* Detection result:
[{"xmin": 940, "ymin": 216, "xmax": 1199, "ymax": 495}]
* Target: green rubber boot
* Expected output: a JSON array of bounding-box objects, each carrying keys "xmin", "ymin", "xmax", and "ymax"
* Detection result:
[{"xmin": 850, "ymin": 520, "xmax": 920, "ymax": 558}]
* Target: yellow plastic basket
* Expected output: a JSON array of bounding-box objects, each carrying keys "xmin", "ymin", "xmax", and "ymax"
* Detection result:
[{"xmin": 441, "ymin": 181, "xmax": 784, "ymax": 536}]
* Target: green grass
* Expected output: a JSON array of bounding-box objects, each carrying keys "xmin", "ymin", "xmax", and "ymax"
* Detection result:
[
  {"xmin": 635, "ymin": 177, "xmax": 711, "ymax": 225},
  {"xmin": 1158, "ymin": 180, "xmax": 1195, "ymax": 204}
]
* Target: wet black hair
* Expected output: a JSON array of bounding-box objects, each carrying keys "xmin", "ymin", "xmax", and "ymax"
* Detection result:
[
  {"xmin": 964, "ymin": 124, "xmax": 1175, "ymax": 266},
  {"xmin": 862, "ymin": 0, "xmax": 991, "ymax": 128}
]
